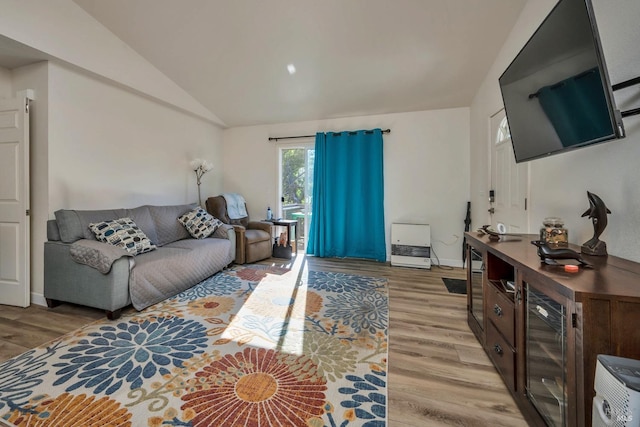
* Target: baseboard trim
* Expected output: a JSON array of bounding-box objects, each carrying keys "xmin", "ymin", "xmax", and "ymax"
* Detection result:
[
  {"xmin": 31, "ymin": 292, "xmax": 47, "ymax": 307},
  {"xmin": 386, "ymin": 255, "xmax": 463, "ymax": 269},
  {"xmin": 432, "ymin": 258, "xmax": 464, "ymax": 268}
]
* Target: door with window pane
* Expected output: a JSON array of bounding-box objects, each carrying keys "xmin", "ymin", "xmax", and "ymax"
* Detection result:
[
  {"xmin": 279, "ymin": 145, "xmax": 314, "ymax": 251},
  {"xmin": 490, "ymin": 109, "xmax": 529, "ymax": 233}
]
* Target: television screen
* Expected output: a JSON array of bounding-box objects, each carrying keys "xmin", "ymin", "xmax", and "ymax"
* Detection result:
[{"xmin": 499, "ymin": 0, "xmax": 624, "ymax": 163}]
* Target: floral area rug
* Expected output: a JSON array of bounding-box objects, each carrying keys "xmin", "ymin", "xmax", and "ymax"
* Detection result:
[{"xmin": 0, "ymin": 265, "xmax": 388, "ymax": 426}]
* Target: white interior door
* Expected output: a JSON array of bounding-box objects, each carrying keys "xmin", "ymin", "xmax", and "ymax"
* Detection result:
[
  {"xmin": 490, "ymin": 109, "xmax": 529, "ymax": 233},
  {"xmin": 0, "ymin": 96, "xmax": 30, "ymax": 307}
]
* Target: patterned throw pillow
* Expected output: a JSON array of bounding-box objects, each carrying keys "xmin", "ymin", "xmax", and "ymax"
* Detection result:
[
  {"xmin": 178, "ymin": 207, "xmax": 223, "ymax": 239},
  {"xmin": 89, "ymin": 217, "xmax": 157, "ymax": 255}
]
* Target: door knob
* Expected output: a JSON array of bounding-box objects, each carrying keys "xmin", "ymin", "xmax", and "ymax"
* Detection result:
[{"xmin": 488, "ymin": 208, "xmax": 495, "ymax": 214}]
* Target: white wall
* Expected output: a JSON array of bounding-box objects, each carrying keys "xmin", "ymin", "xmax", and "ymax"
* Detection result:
[
  {"xmin": 7, "ymin": 60, "xmax": 224, "ymax": 302},
  {"xmin": 470, "ymin": 0, "xmax": 640, "ymax": 262},
  {"xmin": 0, "ymin": 0, "xmax": 222, "ymax": 125},
  {"xmin": 47, "ymin": 61, "xmax": 223, "ymax": 211},
  {"xmin": 223, "ymin": 108, "xmax": 470, "ymax": 266},
  {"xmin": 1, "ymin": 0, "xmax": 227, "ymax": 304},
  {"xmin": 0, "ymin": 66, "xmax": 11, "ymax": 97}
]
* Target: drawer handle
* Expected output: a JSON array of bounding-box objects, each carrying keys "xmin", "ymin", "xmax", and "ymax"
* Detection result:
[
  {"xmin": 493, "ymin": 304, "xmax": 503, "ymax": 317},
  {"xmin": 494, "ymin": 344, "xmax": 503, "ymax": 355}
]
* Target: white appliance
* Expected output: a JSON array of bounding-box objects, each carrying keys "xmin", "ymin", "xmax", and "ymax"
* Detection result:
[
  {"xmin": 593, "ymin": 354, "xmax": 640, "ymax": 427},
  {"xmin": 390, "ymin": 223, "xmax": 431, "ymax": 269}
]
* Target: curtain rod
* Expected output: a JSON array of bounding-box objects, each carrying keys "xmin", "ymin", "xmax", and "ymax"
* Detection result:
[{"xmin": 268, "ymin": 128, "xmax": 390, "ymax": 142}]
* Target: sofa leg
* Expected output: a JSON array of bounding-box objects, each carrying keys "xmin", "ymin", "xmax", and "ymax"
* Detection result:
[
  {"xmin": 106, "ymin": 309, "xmax": 122, "ymax": 320},
  {"xmin": 46, "ymin": 298, "xmax": 61, "ymax": 308}
]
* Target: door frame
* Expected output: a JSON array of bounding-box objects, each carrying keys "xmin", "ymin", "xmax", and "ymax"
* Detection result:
[
  {"xmin": 488, "ymin": 108, "xmax": 530, "ymax": 233},
  {"xmin": 277, "ymin": 141, "xmax": 314, "ymax": 251},
  {"xmin": 0, "ymin": 90, "xmax": 32, "ymax": 307}
]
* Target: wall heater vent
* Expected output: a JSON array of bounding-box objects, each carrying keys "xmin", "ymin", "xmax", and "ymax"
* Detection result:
[{"xmin": 391, "ymin": 223, "xmax": 431, "ymax": 269}]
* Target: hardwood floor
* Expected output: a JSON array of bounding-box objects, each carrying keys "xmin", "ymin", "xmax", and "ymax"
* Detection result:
[
  {"xmin": 0, "ymin": 302, "xmax": 108, "ymax": 361},
  {"xmin": 0, "ymin": 255, "xmax": 527, "ymax": 426}
]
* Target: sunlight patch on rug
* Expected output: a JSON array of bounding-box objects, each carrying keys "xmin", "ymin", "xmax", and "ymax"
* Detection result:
[{"xmin": 0, "ymin": 265, "xmax": 388, "ymax": 427}]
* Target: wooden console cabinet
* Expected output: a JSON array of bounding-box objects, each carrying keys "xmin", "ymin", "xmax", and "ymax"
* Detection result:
[{"xmin": 465, "ymin": 232, "xmax": 640, "ymax": 427}]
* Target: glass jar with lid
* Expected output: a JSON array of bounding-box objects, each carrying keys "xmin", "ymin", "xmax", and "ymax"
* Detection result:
[{"xmin": 540, "ymin": 217, "xmax": 568, "ymax": 248}]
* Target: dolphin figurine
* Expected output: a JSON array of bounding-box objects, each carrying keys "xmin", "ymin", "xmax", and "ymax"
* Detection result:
[
  {"xmin": 531, "ymin": 240, "xmax": 592, "ymax": 267},
  {"xmin": 581, "ymin": 191, "xmax": 611, "ymax": 256}
]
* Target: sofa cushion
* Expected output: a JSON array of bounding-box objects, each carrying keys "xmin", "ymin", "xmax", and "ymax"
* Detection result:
[
  {"xmin": 53, "ymin": 206, "xmax": 159, "ymax": 245},
  {"xmin": 55, "ymin": 209, "xmax": 126, "ymax": 243},
  {"xmin": 124, "ymin": 206, "xmax": 158, "ymax": 245},
  {"xmin": 47, "ymin": 219, "xmax": 61, "ymax": 242},
  {"xmin": 147, "ymin": 204, "xmax": 196, "ymax": 246},
  {"xmin": 178, "ymin": 207, "xmax": 223, "ymax": 239},
  {"xmin": 128, "ymin": 238, "xmax": 233, "ymax": 310},
  {"xmin": 89, "ymin": 217, "xmax": 157, "ymax": 255}
]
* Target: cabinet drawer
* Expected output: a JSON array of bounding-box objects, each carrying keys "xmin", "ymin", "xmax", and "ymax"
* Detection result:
[
  {"xmin": 487, "ymin": 285, "xmax": 515, "ymax": 347},
  {"xmin": 486, "ymin": 322, "xmax": 516, "ymax": 392}
]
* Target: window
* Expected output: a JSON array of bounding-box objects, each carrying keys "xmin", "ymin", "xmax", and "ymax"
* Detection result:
[
  {"xmin": 496, "ymin": 116, "xmax": 511, "ymax": 144},
  {"xmin": 279, "ymin": 145, "xmax": 314, "ymax": 250}
]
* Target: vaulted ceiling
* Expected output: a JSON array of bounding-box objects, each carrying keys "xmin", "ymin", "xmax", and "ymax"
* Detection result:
[{"xmin": 68, "ymin": 1, "xmax": 526, "ymax": 127}]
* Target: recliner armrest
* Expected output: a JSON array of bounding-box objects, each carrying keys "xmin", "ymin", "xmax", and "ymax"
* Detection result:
[
  {"xmin": 248, "ymin": 221, "xmax": 272, "ymax": 234},
  {"xmin": 231, "ymin": 225, "xmax": 246, "ymax": 264}
]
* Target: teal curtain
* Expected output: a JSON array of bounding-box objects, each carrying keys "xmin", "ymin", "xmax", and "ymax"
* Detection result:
[
  {"xmin": 306, "ymin": 129, "xmax": 386, "ymax": 262},
  {"xmin": 537, "ymin": 67, "xmax": 613, "ymax": 146}
]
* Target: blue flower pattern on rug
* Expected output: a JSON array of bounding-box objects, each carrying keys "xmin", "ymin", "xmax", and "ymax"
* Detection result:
[
  {"xmin": 52, "ymin": 317, "xmax": 208, "ymax": 394},
  {"xmin": 325, "ymin": 289, "xmax": 388, "ymax": 335},
  {"xmin": 0, "ymin": 343, "xmax": 62, "ymax": 412},
  {"xmin": 307, "ymin": 271, "xmax": 386, "ymax": 293},
  {"xmin": 177, "ymin": 273, "xmax": 244, "ymax": 300},
  {"xmin": 0, "ymin": 266, "xmax": 387, "ymax": 426},
  {"xmin": 339, "ymin": 370, "xmax": 387, "ymax": 427}
]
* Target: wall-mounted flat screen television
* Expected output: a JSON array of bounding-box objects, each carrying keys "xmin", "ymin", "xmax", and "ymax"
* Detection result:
[{"xmin": 499, "ymin": 0, "xmax": 624, "ymax": 163}]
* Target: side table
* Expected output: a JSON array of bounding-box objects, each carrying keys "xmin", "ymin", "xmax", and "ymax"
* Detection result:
[{"xmin": 266, "ymin": 219, "xmax": 298, "ymax": 254}]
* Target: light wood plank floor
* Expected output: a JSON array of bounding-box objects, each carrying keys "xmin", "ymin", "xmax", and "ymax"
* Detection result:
[{"xmin": 0, "ymin": 255, "xmax": 527, "ymax": 426}]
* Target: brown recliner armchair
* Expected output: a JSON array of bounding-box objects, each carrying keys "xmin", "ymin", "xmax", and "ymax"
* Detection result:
[{"xmin": 205, "ymin": 195, "xmax": 272, "ymax": 264}]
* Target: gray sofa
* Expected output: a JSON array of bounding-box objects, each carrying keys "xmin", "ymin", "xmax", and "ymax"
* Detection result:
[{"xmin": 44, "ymin": 203, "xmax": 235, "ymax": 319}]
